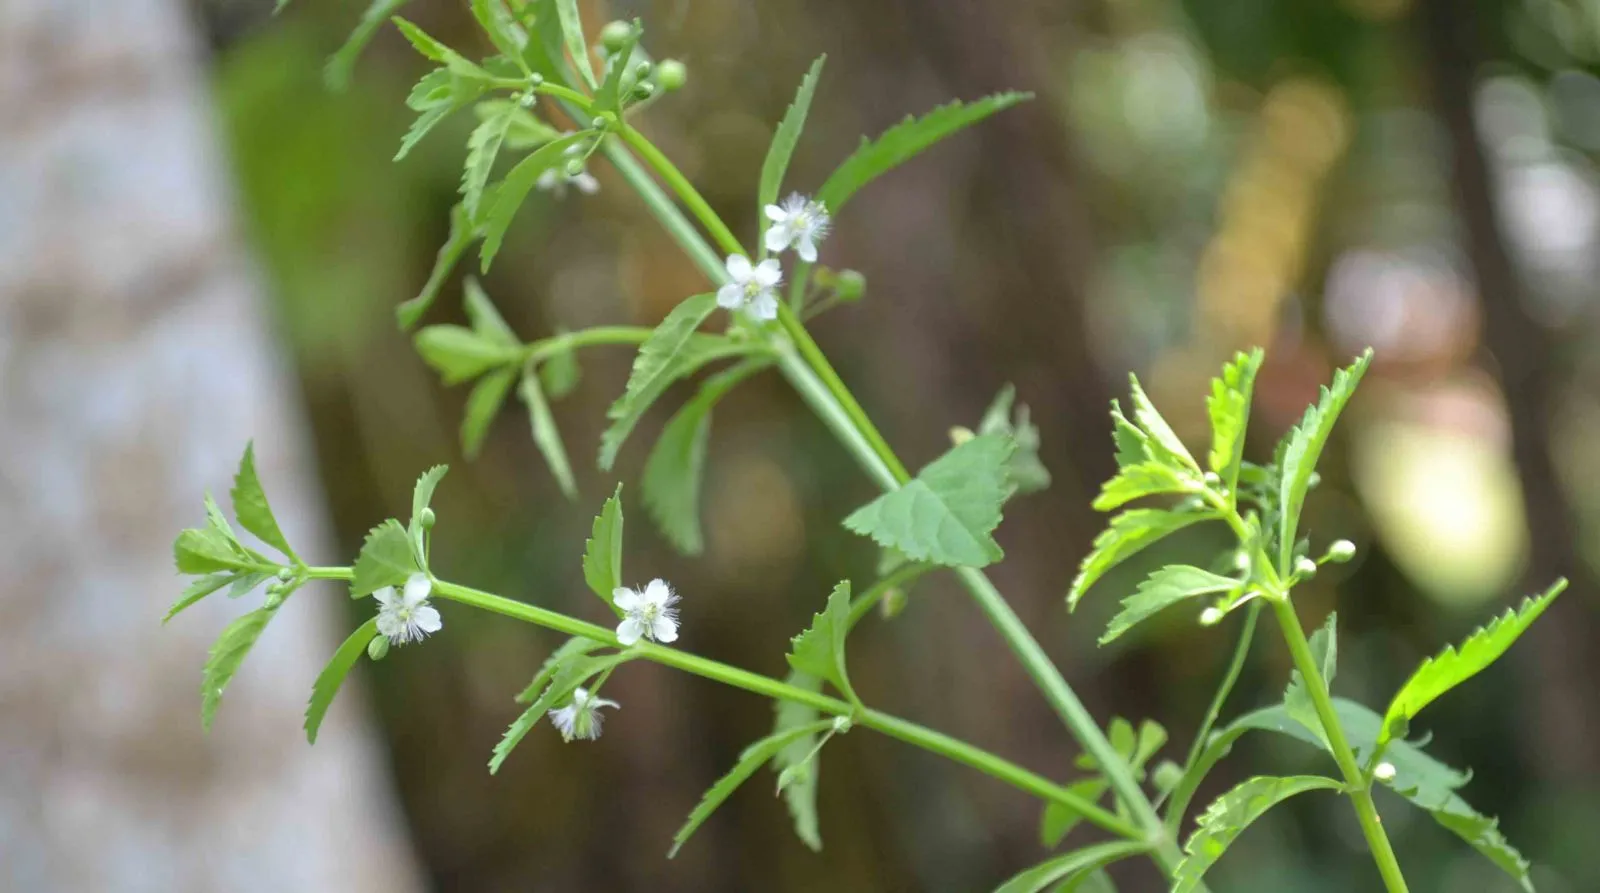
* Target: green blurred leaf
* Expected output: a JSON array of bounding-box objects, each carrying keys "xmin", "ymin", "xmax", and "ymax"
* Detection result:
[
  {"xmin": 843, "ymin": 433, "xmax": 1015, "ymax": 568},
  {"xmin": 520, "ymin": 365, "xmax": 578, "ymax": 499},
  {"xmin": 1173, "ymin": 775, "xmax": 1343, "ymax": 893},
  {"xmin": 470, "ymin": 0, "xmax": 528, "ymax": 66},
  {"xmin": 1100, "ymin": 566, "xmax": 1236, "ymax": 645},
  {"xmin": 1425, "ymin": 799, "xmax": 1534, "ymax": 892},
  {"xmin": 461, "ymin": 367, "xmax": 517, "ymax": 458},
  {"xmin": 582, "ymin": 484, "xmax": 625, "ymax": 611},
  {"xmin": 163, "ymin": 573, "xmax": 237, "ymax": 624},
  {"xmin": 201, "ymin": 603, "xmax": 283, "ymax": 731},
  {"xmin": 1127, "ymin": 374, "xmax": 1198, "ymax": 472},
  {"xmin": 977, "ymin": 383, "xmax": 1051, "ymax": 495},
  {"xmin": 480, "ymin": 131, "xmax": 592, "ymax": 270},
  {"xmin": 415, "ymin": 324, "xmax": 521, "ymax": 384},
  {"xmin": 1069, "ymin": 509, "xmax": 1211, "ymax": 610},
  {"xmin": 462, "ymin": 105, "xmax": 515, "ymax": 219},
  {"xmin": 174, "ymin": 527, "xmax": 256, "ymax": 575},
  {"xmin": 593, "ymin": 20, "xmax": 641, "ymax": 112},
  {"xmin": 350, "ymin": 518, "xmax": 419, "ymax": 598},
  {"xmin": 230, "ymin": 442, "xmax": 297, "ymax": 562},
  {"xmin": 1284, "ymin": 612, "xmax": 1338, "ymax": 747},
  {"xmin": 515, "ymin": 636, "xmax": 607, "ymax": 702},
  {"xmin": 758, "ymin": 56, "xmax": 827, "ymax": 219},
  {"xmin": 539, "ymin": 336, "xmax": 581, "ymax": 398},
  {"xmin": 392, "ymin": 17, "xmax": 488, "ymax": 79},
  {"xmin": 1039, "ymin": 778, "xmax": 1110, "ymax": 848},
  {"xmin": 398, "ymin": 203, "xmax": 473, "ymax": 330},
  {"xmin": 325, "ymin": 0, "xmax": 413, "ymax": 91},
  {"xmin": 598, "ymin": 292, "xmax": 718, "ymax": 470},
  {"xmin": 1277, "ymin": 349, "xmax": 1371, "ymax": 567},
  {"xmin": 1206, "ymin": 349, "xmax": 1263, "ymax": 495},
  {"xmin": 669, "ymin": 719, "xmax": 835, "ymax": 858},
  {"xmin": 553, "ymin": 0, "xmax": 597, "ymax": 88},
  {"xmin": 772, "ymin": 671, "xmax": 825, "ymax": 851},
  {"xmin": 304, "ymin": 618, "xmax": 380, "ymax": 744},
  {"xmin": 786, "ymin": 581, "xmax": 856, "ymax": 704},
  {"xmin": 993, "ymin": 840, "xmax": 1148, "ymax": 893},
  {"xmin": 463, "ymin": 277, "xmax": 519, "ymax": 346}
]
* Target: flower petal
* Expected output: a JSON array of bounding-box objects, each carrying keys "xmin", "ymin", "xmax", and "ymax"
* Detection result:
[
  {"xmin": 644, "ymin": 578, "xmax": 673, "ymax": 606},
  {"xmin": 616, "ymin": 617, "xmax": 644, "ymax": 646},
  {"xmin": 765, "ymin": 225, "xmax": 791, "ymax": 253},
  {"xmin": 372, "ymin": 586, "xmax": 397, "ymax": 607},
  {"xmin": 612, "ymin": 587, "xmax": 642, "ymax": 611},
  {"xmin": 652, "ymin": 615, "xmax": 679, "ymax": 643},
  {"xmin": 748, "ymin": 291, "xmax": 778, "ymax": 321},
  {"xmin": 725, "ymin": 253, "xmax": 753, "ymax": 281},
  {"xmin": 782, "ymin": 192, "xmax": 808, "ymax": 213},
  {"xmin": 412, "ymin": 605, "xmax": 442, "ymax": 634},
  {"xmin": 403, "ymin": 573, "xmax": 432, "ymax": 606},
  {"xmin": 573, "ymin": 172, "xmax": 600, "ymax": 194},
  {"xmin": 754, "ymin": 259, "xmax": 783, "ymax": 287},
  {"xmin": 764, "ymin": 204, "xmax": 787, "ymax": 222},
  {"xmin": 716, "ymin": 283, "xmax": 744, "ymax": 309},
  {"xmin": 797, "ymin": 236, "xmax": 818, "ymax": 263}
]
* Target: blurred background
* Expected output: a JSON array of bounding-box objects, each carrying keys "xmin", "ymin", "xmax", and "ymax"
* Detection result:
[{"xmin": 4, "ymin": 0, "xmax": 1600, "ymax": 890}]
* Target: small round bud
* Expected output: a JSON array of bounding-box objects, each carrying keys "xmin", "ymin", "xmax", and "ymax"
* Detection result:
[
  {"xmin": 632, "ymin": 82, "xmax": 656, "ymax": 100},
  {"xmin": 519, "ymin": 92, "xmax": 537, "ymax": 108},
  {"xmin": 1307, "ymin": 471, "xmax": 1322, "ymax": 489},
  {"xmin": 1152, "ymin": 760, "xmax": 1184, "ymax": 794},
  {"xmin": 419, "ymin": 507, "xmax": 436, "ymax": 529},
  {"xmin": 565, "ymin": 158, "xmax": 586, "ymax": 177},
  {"xmin": 1233, "ymin": 550, "xmax": 1250, "ymax": 571},
  {"xmin": 265, "ymin": 580, "xmax": 284, "ymax": 595},
  {"xmin": 1295, "ymin": 556, "xmax": 1318, "ymax": 577},
  {"xmin": 834, "ymin": 269, "xmax": 866, "ymax": 301},
  {"xmin": 1203, "ymin": 471, "xmax": 1221, "ymax": 487},
  {"xmin": 590, "ymin": 115, "xmax": 607, "ymax": 131},
  {"xmin": 949, "ymin": 426, "xmax": 975, "ymax": 446},
  {"xmin": 599, "ymin": 20, "xmax": 633, "ymax": 53},
  {"xmin": 367, "ymin": 635, "xmax": 390, "ymax": 662},
  {"xmin": 655, "ymin": 59, "xmax": 687, "ymax": 91},
  {"xmin": 1325, "ymin": 539, "xmax": 1357, "ymax": 563},
  {"xmin": 879, "ymin": 586, "xmax": 908, "ymax": 619},
  {"xmin": 1373, "ymin": 761, "xmax": 1396, "ymax": 782},
  {"xmin": 633, "ymin": 60, "xmax": 653, "ymax": 78},
  {"xmin": 1200, "ymin": 606, "xmax": 1225, "ymax": 626},
  {"xmin": 277, "ymin": 567, "xmax": 294, "ymax": 581},
  {"xmin": 528, "ymin": 73, "xmax": 545, "ymax": 88},
  {"xmin": 832, "ymin": 715, "xmax": 853, "ymax": 734}
]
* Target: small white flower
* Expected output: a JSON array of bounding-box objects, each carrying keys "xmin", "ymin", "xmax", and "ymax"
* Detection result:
[
  {"xmin": 374, "ymin": 572, "xmax": 442, "ymax": 645},
  {"xmin": 613, "ymin": 578, "xmax": 680, "ymax": 646},
  {"xmin": 548, "ymin": 687, "xmax": 620, "ymax": 741},
  {"xmin": 716, "ymin": 254, "xmax": 783, "ymax": 321},
  {"xmin": 536, "ymin": 141, "xmax": 601, "ymax": 198},
  {"xmin": 763, "ymin": 193, "xmax": 830, "ymax": 262},
  {"xmin": 1374, "ymin": 761, "xmax": 1397, "ymax": 782}
]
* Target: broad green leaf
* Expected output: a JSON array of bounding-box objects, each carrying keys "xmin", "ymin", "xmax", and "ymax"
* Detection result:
[
  {"xmin": 515, "ymin": 636, "xmax": 608, "ymax": 702},
  {"xmin": 163, "ymin": 573, "xmax": 236, "ymax": 624},
  {"xmin": 490, "ymin": 651, "xmax": 633, "ymax": 773},
  {"xmin": 1173, "ymin": 775, "xmax": 1343, "ymax": 893},
  {"xmin": 593, "ymin": 20, "xmax": 641, "ymax": 112},
  {"xmin": 772, "ymin": 671, "xmax": 825, "ymax": 851},
  {"xmin": 480, "ymin": 131, "xmax": 592, "ymax": 270},
  {"xmin": 758, "ymin": 56, "xmax": 827, "ymax": 217},
  {"xmin": 324, "ymin": 0, "xmax": 412, "ymax": 91},
  {"xmin": 230, "ymin": 442, "xmax": 297, "ymax": 561},
  {"xmin": 1091, "ymin": 462, "xmax": 1197, "ymax": 512},
  {"xmin": 817, "ymin": 92, "xmax": 1031, "ymax": 213},
  {"xmin": 174, "ymin": 527, "xmax": 255, "ymax": 575},
  {"xmin": 598, "ymin": 293, "xmax": 718, "ymax": 470},
  {"xmin": 201, "ymin": 603, "xmax": 283, "ymax": 730},
  {"xmin": 304, "ymin": 618, "xmax": 380, "ymax": 744},
  {"xmin": 1100, "ymin": 565, "xmax": 1237, "ymax": 645},
  {"xmin": 520, "ymin": 366, "xmax": 578, "ymax": 499},
  {"xmin": 462, "ymin": 106, "xmax": 516, "ymax": 219},
  {"xmin": 1206, "ymin": 349, "xmax": 1263, "ymax": 495},
  {"xmin": 1378, "ymin": 580, "xmax": 1565, "ymax": 752},
  {"xmin": 398, "ymin": 203, "xmax": 473, "ymax": 330},
  {"xmin": 642, "ymin": 359, "xmax": 769, "ymax": 554},
  {"xmin": 977, "ymin": 384, "xmax": 1051, "ymax": 495},
  {"xmin": 540, "ymin": 337, "xmax": 581, "ymax": 398},
  {"xmin": 1068, "ymin": 509, "xmax": 1211, "ymax": 610},
  {"xmin": 1127, "ymin": 374, "xmax": 1198, "ymax": 471},
  {"xmin": 350, "ymin": 519, "xmax": 419, "ymax": 598},
  {"xmin": 668, "ymin": 720, "xmax": 835, "ymax": 858},
  {"xmin": 582, "ymin": 484, "xmax": 624, "ymax": 611},
  {"xmin": 786, "ymin": 581, "xmax": 856, "ymax": 703},
  {"xmin": 843, "ymin": 433, "xmax": 1015, "ymax": 568},
  {"xmin": 414, "ymin": 324, "xmax": 521, "ymax": 384},
  {"xmin": 993, "ymin": 840, "xmax": 1148, "ymax": 893},
  {"xmin": 461, "ymin": 367, "xmax": 517, "ymax": 458},
  {"xmin": 1277, "ymin": 350, "xmax": 1372, "ymax": 567},
  {"xmin": 553, "ymin": 0, "xmax": 597, "ymax": 88},
  {"xmin": 1284, "ymin": 612, "xmax": 1338, "ymax": 746},
  {"xmin": 410, "ymin": 465, "xmax": 449, "ymax": 530},
  {"xmin": 470, "ymin": 0, "xmax": 528, "ymax": 65}
]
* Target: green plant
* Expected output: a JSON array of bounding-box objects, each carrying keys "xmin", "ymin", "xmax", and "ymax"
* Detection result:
[{"xmin": 168, "ymin": 4, "xmax": 1563, "ymax": 890}]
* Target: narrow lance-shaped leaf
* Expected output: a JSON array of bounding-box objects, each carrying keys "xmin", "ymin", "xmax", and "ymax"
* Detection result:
[
  {"xmin": 758, "ymin": 56, "xmax": 827, "ymax": 218},
  {"xmin": 480, "ymin": 131, "xmax": 593, "ymax": 271},
  {"xmin": 1068, "ymin": 508, "xmax": 1212, "ymax": 610},
  {"xmin": 993, "ymin": 840, "xmax": 1150, "ymax": 893},
  {"xmin": 470, "ymin": 0, "xmax": 528, "ymax": 66},
  {"xmin": 786, "ymin": 581, "xmax": 857, "ymax": 705},
  {"xmin": 1277, "ymin": 349, "xmax": 1372, "ymax": 568},
  {"xmin": 411, "ymin": 465, "xmax": 449, "ymax": 530},
  {"xmin": 201, "ymin": 603, "xmax": 284, "ymax": 731},
  {"xmin": 398, "ymin": 202, "xmax": 473, "ymax": 330},
  {"xmin": 582, "ymin": 484, "xmax": 624, "ymax": 611},
  {"xmin": 1427, "ymin": 799, "xmax": 1535, "ymax": 892},
  {"xmin": 174, "ymin": 527, "xmax": 256, "ymax": 575},
  {"xmin": 1100, "ymin": 565, "xmax": 1238, "ymax": 645},
  {"xmin": 1092, "ymin": 462, "xmax": 1197, "ymax": 512},
  {"xmin": 230, "ymin": 442, "xmax": 298, "ymax": 562},
  {"xmin": 461, "ymin": 367, "xmax": 517, "ymax": 458},
  {"xmin": 1172, "ymin": 775, "xmax": 1344, "ymax": 893},
  {"xmin": 516, "ymin": 637, "xmax": 608, "ymax": 703},
  {"xmin": 520, "ymin": 366, "xmax": 579, "ymax": 499},
  {"xmin": 463, "ymin": 277, "xmax": 519, "ymax": 345},
  {"xmin": 490, "ymin": 651, "xmax": 633, "ymax": 773},
  {"xmin": 462, "ymin": 106, "xmax": 516, "ymax": 219},
  {"xmin": 599, "ymin": 292, "xmax": 719, "ymax": 470},
  {"xmin": 163, "ymin": 573, "xmax": 238, "ymax": 624},
  {"xmin": 1128, "ymin": 374, "xmax": 1198, "ymax": 471},
  {"xmin": 668, "ymin": 720, "xmax": 835, "ymax": 858},
  {"xmin": 553, "ymin": 0, "xmax": 597, "ymax": 88},
  {"xmin": 325, "ymin": 0, "xmax": 413, "ymax": 91},
  {"xmin": 772, "ymin": 671, "xmax": 825, "ymax": 851},
  {"xmin": 304, "ymin": 618, "xmax": 381, "ymax": 744},
  {"xmin": 414, "ymin": 324, "xmax": 521, "ymax": 384},
  {"xmin": 350, "ymin": 518, "xmax": 419, "ymax": 598},
  {"xmin": 391, "ymin": 17, "xmax": 488, "ymax": 78},
  {"xmin": 1206, "ymin": 349, "xmax": 1264, "ymax": 495},
  {"xmin": 1284, "ymin": 612, "xmax": 1338, "ymax": 747},
  {"xmin": 843, "ymin": 433, "xmax": 1015, "ymax": 568}
]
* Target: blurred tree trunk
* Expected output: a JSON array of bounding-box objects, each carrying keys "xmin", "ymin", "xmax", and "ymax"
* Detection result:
[{"xmin": 0, "ymin": 2, "xmax": 424, "ymax": 891}]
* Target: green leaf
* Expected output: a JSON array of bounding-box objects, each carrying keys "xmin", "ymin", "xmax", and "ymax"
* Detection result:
[
  {"xmin": 462, "ymin": 105, "xmax": 516, "ymax": 219},
  {"xmin": 227, "ymin": 571, "xmax": 271, "ymax": 599},
  {"xmin": 540, "ymin": 337, "xmax": 581, "ymax": 398},
  {"xmin": 1284, "ymin": 612, "xmax": 1338, "ymax": 746},
  {"xmin": 480, "ymin": 131, "xmax": 592, "ymax": 270},
  {"xmin": 470, "ymin": 0, "xmax": 528, "ymax": 65},
  {"xmin": 201, "ymin": 603, "xmax": 283, "ymax": 730},
  {"xmin": 593, "ymin": 20, "xmax": 641, "ymax": 112},
  {"xmin": 1068, "ymin": 509, "xmax": 1211, "ymax": 610},
  {"xmin": 1378, "ymin": 580, "xmax": 1565, "ymax": 752},
  {"xmin": 758, "ymin": 56, "xmax": 827, "ymax": 217},
  {"xmin": 1127, "ymin": 374, "xmax": 1198, "ymax": 471},
  {"xmin": 174, "ymin": 527, "xmax": 255, "ymax": 575},
  {"xmin": 1277, "ymin": 349, "xmax": 1372, "ymax": 567},
  {"xmin": 786, "ymin": 581, "xmax": 857, "ymax": 704},
  {"xmin": 553, "ymin": 0, "xmax": 597, "ymax": 88},
  {"xmin": 163, "ymin": 573, "xmax": 237, "ymax": 624},
  {"xmin": 520, "ymin": 366, "xmax": 578, "ymax": 499},
  {"xmin": 1206, "ymin": 349, "xmax": 1264, "ymax": 495},
  {"xmin": 772, "ymin": 671, "xmax": 825, "ymax": 851},
  {"xmin": 462, "ymin": 367, "xmax": 517, "ymax": 458},
  {"xmin": 350, "ymin": 519, "xmax": 419, "ymax": 598},
  {"xmin": 598, "ymin": 293, "xmax": 719, "ymax": 470},
  {"xmin": 1174, "ymin": 775, "xmax": 1343, "ymax": 893},
  {"xmin": 817, "ymin": 92, "xmax": 1031, "ymax": 213},
  {"xmin": 1100, "ymin": 565, "xmax": 1237, "ymax": 645},
  {"xmin": 1039, "ymin": 779, "xmax": 1110, "ymax": 848},
  {"xmin": 515, "ymin": 636, "xmax": 608, "ymax": 702},
  {"xmin": 490, "ymin": 651, "xmax": 633, "ymax": 773},
  {"xmin": 415, "ymin": 324, "xmax": 521, "ymax": 384},
  {"xmin": 398, "ymin": 203, "xmax": 473, "ymax": 330},
  {"xmin": 392, "ymin": 17, "xmax": 489, "ymax": 79},
  {"xmin": 478, "ymin": 100, "xmax": 563, "ymax": 151},
  {"xmin": 668, "ymin": 719, "xmax": 836, "ymax": 858},
  {"xmin": 1425, "ymin": 799, "xmax": 1534, "ymax": 892},
  {"xmin": 304, "ymin": 618, "xmax": 380, "ymax": 744},
  {"xmin": 230, "ymin": 442, "xmax": 297, "ymax": 561},
  {"xmin": 582, "ymin": 484, "xmax": 625, "ymax": 611},
  {"xmin": 410, "ymin": 464, "xmax": 449, "ymax": 530},
  {"xmin": 1110, "ymin": 400, "xmax": 1152, "ymax": 468},
  {"xmin": 993, "ymin": 840, "xmax": 1149, "ymax": 893},
  {"xmin": 977, "ymin": 384, "xmax": 1051, "ymax": 495},
  {"xmin": 463, "ymin": 277, "xmax": 519, "ymax": 346},
  {"xmin": 843, "ymin": 433, "xmax": 1015, "ymax": 568},
  {"xmin": 1091, "ymin": 462, "xmax": 1197, "ymax": 512},
  {"xmin": 324, "ymin": 0, "xmax": 412, "ymax": 91},
  {"xmin": 642, "ymin": 358, "xmax": 769, "ymax": 554}
]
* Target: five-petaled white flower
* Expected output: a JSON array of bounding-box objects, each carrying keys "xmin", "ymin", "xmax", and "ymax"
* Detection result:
[
  {"xmin": 548, "ymin": 687, "xmax": 619, "ymax": 742},
  {"xmin": 613, "ymin": 578, "xmax": 680, "ymax": 646},
  {"xmin": 536, "ymin": 142, "xmax": 600, "ymax": 198},
  {"xmin": 716, "ymin": 254, "xmax": 783, "ymax": 321},
  {"xmin": 374, "ymin": 572, "xmax": 442, "ymax": 645},
  {"xmin": 763, "ymin": 193, "xmax": 830, "ymax": 262}
]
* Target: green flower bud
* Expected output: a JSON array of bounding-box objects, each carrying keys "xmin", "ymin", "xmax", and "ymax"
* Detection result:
[
  {"xmin": 654, "ymin": 59, "xmax": 687, "ymax": 91},
  {"xmin": 519, "ymin": 92, "xmax": 537, "ymax": 108},
  {"xmin": 528, "ymin": 73, "xmax": 545, "ymax": 88},
  {"xmin": 632, "ymin": 82, "xmax": 656, "ymax": 100},
  {"xmin": 633, "ymin": 60, "xmax": 653, "ymax": 79},
  {"xmin": 949, "ymin": 425, "xmax": 975, "ymax": 445},
  {"xmin": 1295, "ymin": 556, "xmax": 1318, "ymax": 577},
  {"xmin": 1152, "ymin": 760, "xmax": 1184, "ymax": 794},
  {"xmin": 590, "ymin": 115, "xmax": 607, "ymax": 131},
  {"xmin": 599, "ymin": 20, "xmax": 634, "ymax": 53},
  {"xmin": 565, "ymin": 158, "xmax": 586, "ymax": 177},
  {"xmin": 1325, "ymin": 539, "xmax": 1357, "ymax": 563},
  {"xmin": 419, "ymin": 507, "xmax": 436, "ymax": 529},
  {"xmin": 1199, "ymin": 606, "xmax": 1224, "ymax": 626},
  {"xmin": 368, "ymin": 635, "xmax": 390, "ymax": 661},
  {"xmin": 834, "ymin": 269, "xmax": 866, "ymax": 301},
  {"xmin": 878, "ymin": 586, "xmax": 908, "ymax": 619},
  {"xmin": 276, "ymin": 567, "xmax": 294, "ymax": 581},
  {"xmin": 831, "ymin": 715, "xmax": 853, "ymax": 734}
]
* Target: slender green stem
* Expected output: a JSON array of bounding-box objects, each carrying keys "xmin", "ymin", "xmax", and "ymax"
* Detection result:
[
  {"xmin": 599, "ymin": 140, "xmax": 725, "ymax": 280},
  {"xmin": 1271, "ymin": 598, "xmax": 1410, "ymax": 893},
  {"xmin": 1167, "ymin": 601, "xmax": 1261, "ymax": 829},
  {"xmin": 846, "ymin": 563, "xmax": 933, "ymax": 630},
  {"xmin": 612, "ymin": 124, "xmax": 746, "ymax": 259},
  {"xmin": 524, "ymin": 326, "xmax": 654, "ymax": 361}
]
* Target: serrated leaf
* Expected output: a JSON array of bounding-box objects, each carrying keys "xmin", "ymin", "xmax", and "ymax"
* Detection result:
[
  {"xmin": 1285, "ymin": 612, "xmax": 1338, "ymax": 746},
  {"xmin": 553, "ymin": 0, "xmax": 597, "ymax": 88},
  {"xmin": 1127, "ymin": 374, "xmax": 1198, "ymax": 471},
  {"xmin": 174, "ymin": 527, "xmax": 256, "ymax": 575},
  {"xmin": 203, "ymin": 492, "xmax": 241, "ymax": 547},
  {"xmin": 1091, "ymin": 462, "xmax": 1197, "ymax": 512},
  {"xmin": 1068, "ymin": 509, "xmax": 1211, "ymax": 610},
  {"xmin": 398, "ymin": 203, "xmax": 473, "ymax": 330},
  {"xmin": 1277, "ymin": 349, "xmax": 1372, "ymax": 568},
  {"xmin": 325, "ymin": 0, "xmax": 412, "ymax": 91},
  {"xmin": 1425, "ymin": 799, "xmax": 1533, "ymax": 892},
  {"xmin": 1110, "ymin": 400, "xmax": 1152, "ymax": 469},
  {"xmin": 772, "ymin": 671, "xmax": 825, "ymax": 851},
  {"xmin": 410, "ymin": 464, "xmax": 449, "ymax": 530},
  {"xmin": 593, "ymin": 20, "xmax": 641, "ymax": 112},
  {"xmin": 1173, "ymin": 775, "xmax": 1343, "ymax": 893},
  {"xmin": 163, "ymin": 573, "xmax": 237, "ymax": 624},
  {"xmin": 843, "ymin": 433, "xmax": 1015, "ymax": 568},
  {"xmin": 304, "ymin": 618, "xmax": 380, "ymax": 744},
  {"xmin": 669, "ymin": 719, "xmax": 835, "ymax": 858},
  {"xmin": 470, "ymin": 0, "xmax": 528, "ymax": 65},
  {"xmin": 517, "ymin": 637, "xmax": 608, "ymax": 703},
  {"xmin": 978, "ymin": 384, "xmax": 1052, "ymax": 495},
  {"xmin": 490, "ymin": 651, "xmax": 632, "ymax": 773},
  {"xmin": 474, "ymin": 99, "xmax": 562, "ymax": 150},
  {"xmin": 582, "ymin": 484, "xmax": 624, "ymax": 610},
  {"xmin": 758, "ymin": 56, "xmax": 826, "ymax": 218},
  {"xmin": 817, "ymin": 92, "xmax": 1031, "ymax": 213},
  {"xmin": 480, "ymin": 131, "xmax": 592, "ymax": 271},
  {"xmin": 1207, "ymin": 349, "xmax": 1264, "ymax": 495},
  {"xmin": 228, "ymin": 571, "xmax": 270, "ymax": 598},
  {"xmin": 201, "ymin": 603, "xmax": 282, "ymax": 731},
  {"xmin": 350, "ymin": 518, "xmax": 419, "ymax": 598},
  {"xmin": 786, "ymin": 581, "xmax": 856, "ymax": 704},
  {"xmin": 1378, "ymin": 580, "xmax": 1565, "ymax": 752},
  {"xmin": 462, "ymin": 367, "xmax": 517, "ymax": 458},
  {"xmin": 598, "ymin": 292, "xmax": 718, "ymax": 470},
  {"xmin": 994, "ymin": 840, "xmax": 1149, "ymax": 893},
  {"xmin": 415, "ymin": 324, "xmax": 521, "ymax": 384},
  {"xmin": 396, "ymin": 74, "xmax": 484, "ymax": 161},
  {"xmin": 230, "ymin": 442, "xmax": 297, "ymax": 561},
  {"xmin": 1100, "ymin": 565, "xmax": 1237, "ymax": 645},
  {"xmin": 520, "ymin": 366, "xmax": 578, "ymax": 499},
  {"xmin": 462, "ymin": 106, "xmax": 516, "ymax": 219},
  {"xmin": 392, "ymin": 16, "xmax": 489, "ymax": 79}
]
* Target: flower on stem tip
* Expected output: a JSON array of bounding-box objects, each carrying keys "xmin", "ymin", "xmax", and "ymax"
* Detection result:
[
  {"xmin": 716, "ymin": 254, "xmax": 782, "ymax": 321},
  {"xmin": 548, "ymin": 687, "xmax": 620, "ymax": 742},
  {"xmin": 763, "ymin": 193, "xmax": 830, "ymax": 262},
  {"xmin": 613, "ymin": 578, "xmax": 680, "ymax": 646},
  {"xmin": 374, "ymin": 573, "xmax": 442, "ymax": 645}
]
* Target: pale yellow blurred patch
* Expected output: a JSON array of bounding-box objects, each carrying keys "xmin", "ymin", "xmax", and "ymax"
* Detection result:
[{"xmin": 705, "ymin": 452, "xmax": 806, "ymax": 587}]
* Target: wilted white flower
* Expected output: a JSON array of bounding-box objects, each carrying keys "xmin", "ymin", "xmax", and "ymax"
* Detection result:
[
  {"xmin": 763, "ymin": 193, "xmax": 830, "ymax": 262},
  {"xmin": 548, "ymin": 687, "xmax": 619, "ymax": 742},
  {"xmin": 716, "ymin": 254, "xmax": 782, "ymax": 321},
  {"xmin": 536, "ymin": 142, "xmax": 600, "ymax": 197},
  {"xmin": 613, "ymin": 578, "xmax": 680, "ymax": 646},
  {"xmin": 374, "ymin": 573, "xmax": 442, "ymax": 645}
]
